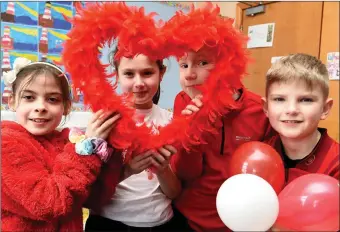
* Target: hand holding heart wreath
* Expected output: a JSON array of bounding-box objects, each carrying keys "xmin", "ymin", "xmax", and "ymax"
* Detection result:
[{"xmin": 62, "ymin": 2, "xmax": 249, "ymax": 163}]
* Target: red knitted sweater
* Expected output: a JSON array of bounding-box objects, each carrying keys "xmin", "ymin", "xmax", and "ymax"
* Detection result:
[{"xmin": 1, "ymin": 121, "xmax": 122, "ymax": 232}]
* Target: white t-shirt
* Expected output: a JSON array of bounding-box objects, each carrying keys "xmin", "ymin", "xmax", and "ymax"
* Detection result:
[{"xmin": 99, "ymin": 104, "xmax": 174, "ymax": 227}]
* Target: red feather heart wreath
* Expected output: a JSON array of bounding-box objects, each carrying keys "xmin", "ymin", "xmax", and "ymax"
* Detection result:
[{"xmin": 62, "ymin": 2, "xmax": 248, "ymax": 163}]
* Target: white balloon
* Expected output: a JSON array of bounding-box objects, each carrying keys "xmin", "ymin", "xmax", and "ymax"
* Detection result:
[{"xmin": 216, "ymin": 174, "xmax": 279, "ymax": 231}]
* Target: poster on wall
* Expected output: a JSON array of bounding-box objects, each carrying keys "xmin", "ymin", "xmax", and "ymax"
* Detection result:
[
  {"xmin": 1, "ymin": 2, "xmax": 38, "ymax": 26},
  {"xmin": 327, "ymin": 52, "xmax": 339, "ymax": 81},
  {"xmin": 1, "ymin": 1, "xmax": 185, "ymax": 113},
  {"xmin": 247, "ymin": 23, "xmax": 275, "ymax": 49},
  {"xmin": 38, "ymin": 2, "xmax": 72, "ymax": 30},
  {"xmin": 1, "ymin": 23, "xmax": 38, "ymax": 52},
  {"xmin": 1, "ymin": 1, "xmax": 86, "ymax": 111}
]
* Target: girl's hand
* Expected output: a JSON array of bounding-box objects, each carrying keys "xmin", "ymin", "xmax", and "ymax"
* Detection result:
[
  {"xmin": 85, "ymin": 109, "xmax": 121, "ymax": 140},
  {"xmin": 150, "ymin": 145, "xmax": 177, "ymax": 175},
  {"xmin": 181, "ymin": 95, "xmax": 203, "ymax": 116},
  {"xmin": 123, "ymin": 151, "xmax": 154, "ymax": 178}
]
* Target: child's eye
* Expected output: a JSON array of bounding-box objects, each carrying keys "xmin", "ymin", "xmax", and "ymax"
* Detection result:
[
  {"xmin": 22, "ymin": 95, "xmax": 34, "ymax": 100},
  {"xmin": 300, "ymin": 98, "xmax": 314, "ymax": 103},
  {"xmin": 273, "ymin": 97, "xmax": 284, "ymax": 102},
  {"xmin": 48, "ymin": 97, "xmax": 60, "ymax": 103},
  {"xmin": 124, "ymin": 72, "xmax": 133, "ymax": 76},
  {"xmin": 198, "ymin": 60, "xmax": 209, "ymax": 66},
  {"xmin": 180, "ymin": 63, "xmax": 188, "ymax": 68},
  {"xmin": 143, "ymin": 71, "xmax": 154, "ymax": 76}
]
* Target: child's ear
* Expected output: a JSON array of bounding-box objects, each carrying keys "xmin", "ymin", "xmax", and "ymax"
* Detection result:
[
  {"xmin": 8, "ymin": 95, "xmax": 16, "ymax": 111},
  {"xmin": 64, "ymin": 101, "xmax": 72, "ymax": 116},
  {"xmin": 261, "ymin": 97, "xmax": 269, "ymax": 117},
  {"xmin": 320, "ymin": 98, "xmax": 333, "ymax": 120}
]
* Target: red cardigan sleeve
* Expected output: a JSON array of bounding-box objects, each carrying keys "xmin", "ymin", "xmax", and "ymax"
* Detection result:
[
  {"xmin": 84, "ymin": 149, "xmax": 124, "ymax": 211},
  {"xmin": 1, "ymin": 131, "xmax": 102, "ymax": 221}
]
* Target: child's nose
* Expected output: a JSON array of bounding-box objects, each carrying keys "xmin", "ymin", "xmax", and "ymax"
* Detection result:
[
  {"xmin": 34, "ymin": 100, "xmax": 47, "ymax": 113},
  {"xmin": 185, "ymin": 67, "xmax": 197, "ymax": 80},
  {"xmin": 135, "ymin": 76, "xmax": 145, "ymax": 88},
  {"xmin": 285, "ymin": 101, "xmax": 299, "ymax": 115}
]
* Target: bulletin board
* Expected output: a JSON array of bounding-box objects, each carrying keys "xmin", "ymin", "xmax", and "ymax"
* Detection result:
[{"xmin": 1, "ymin": 1, "xmax": 188, "ymax": 114}]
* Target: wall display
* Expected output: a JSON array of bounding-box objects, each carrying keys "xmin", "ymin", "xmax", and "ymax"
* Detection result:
[{"xmin": 1, "ymin": 1, "xmax": 185, "ymax": 112}]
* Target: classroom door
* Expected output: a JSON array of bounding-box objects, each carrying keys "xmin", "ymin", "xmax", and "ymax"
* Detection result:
[{"xmin": 239, "ymin": 2, "xmax": 339, "ymax": 141}]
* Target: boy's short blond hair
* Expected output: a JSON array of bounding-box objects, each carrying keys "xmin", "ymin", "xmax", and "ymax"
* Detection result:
[{"xmin": 266, "ymin": 53, "xmax": 329, "ymax": 99}]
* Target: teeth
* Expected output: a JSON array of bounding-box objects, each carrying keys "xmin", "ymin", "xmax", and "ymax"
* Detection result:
[
  {"xmin": 32, "ymin": 119, "xmax": 47, "ymax": 123},
  {"xmin": 283, "ymin": 120, "xmax": 301, "ymax": 123}
]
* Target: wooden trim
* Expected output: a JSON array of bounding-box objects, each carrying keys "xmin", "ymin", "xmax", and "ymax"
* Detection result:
[
  {"xmin": 235, "ymin": 2, "xmax": 280, "ymax": 31},
  {"xmin": 242, "ymin": 2, "xmax": 256, "ymax": 7},
  {"xmin": 235, "ymin": 3, "xmax": 245, "ymax": 31},
  {"xmin": 317, "ymin": 2, "xmax": 324, "ymax": 58},
  {"xmin": 237, "ymin": 2, "xmax": 250, "ymax": 10}
]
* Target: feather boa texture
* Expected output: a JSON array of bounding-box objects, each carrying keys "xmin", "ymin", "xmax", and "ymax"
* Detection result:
[{"xmin": 62, "ymin": 2, "xmax": 248, "ymax": 163}]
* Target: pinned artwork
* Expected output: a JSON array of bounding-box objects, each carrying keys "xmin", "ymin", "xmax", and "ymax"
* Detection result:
[
  {"xmin": 1, "ymin": 1, "xmax": 185, "ymax": 112},
  {"xmin": 327, "ymin": 52, "xmax": 339, "ymax": 81}
]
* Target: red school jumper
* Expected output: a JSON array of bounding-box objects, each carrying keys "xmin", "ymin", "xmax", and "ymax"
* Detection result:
[
  {"xmin": 266, "ymin": 129, "xmax": 339, "ymax": 184},
  {"xmin": 171, "ymin": 90, "xmax": 275, "ymax": 232}
]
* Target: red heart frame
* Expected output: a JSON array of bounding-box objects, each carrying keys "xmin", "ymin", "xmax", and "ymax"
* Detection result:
[{"xmin": 62, "ymin": 2, "xmax": 248, "ymax": 162}]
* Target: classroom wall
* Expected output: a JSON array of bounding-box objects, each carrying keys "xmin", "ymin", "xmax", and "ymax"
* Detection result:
[
  {"xmin": 182, "ymin": 1, "xmax": 339, "ymax": 141},
  {"xmin": 180, "ymin": 1, "xmax": 237, "ymax": 20},
  {"xmin": 318, "ymin": 2, "xmax": 339, "ymax": 141},
  {"xmin": 1, "ymin": 2, "xmax": 188, "ymax": 128},
  {"xmin": 2, "ymin": 2, "xmax": 338, "ymax": 139},
  {"xmin": 237, "ymin": 1, "xmax": 339, "ymax": 141}
]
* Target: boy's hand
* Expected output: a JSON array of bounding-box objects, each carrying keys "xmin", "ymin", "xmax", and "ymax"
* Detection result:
[
  {"xmin": 85, "ymin": 109, "xmax": 121, "ymax": 140},
  {"xmin": 182, "ymin": 95, "xmax": 203, "ymax": 116}
]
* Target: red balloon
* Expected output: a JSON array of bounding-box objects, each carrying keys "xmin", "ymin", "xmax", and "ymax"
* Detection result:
[
  {"xmin": 229, "ymin": 141, "xmax": 285, "ymax": 194},
  {"xmin": 274, "ymin": 174, "xmax": 339, "ymax": 231}
]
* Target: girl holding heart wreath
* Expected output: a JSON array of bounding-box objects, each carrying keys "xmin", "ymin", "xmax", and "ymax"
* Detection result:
[
  {"xmin": 66, "ymin": 3, "xmax": 182, "ymax": 231},
  {"xmin": 1, "ymin": 58, "xmax": 122, "ymax": 231},
  {"xmin": 84, "ymin": 50, "xmax": 182, "ymax": 230}
]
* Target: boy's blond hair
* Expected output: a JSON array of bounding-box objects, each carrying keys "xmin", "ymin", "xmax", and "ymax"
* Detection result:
[{"xmin": 266, "ymin": 53, "xmax": 329, "ymax": 99}]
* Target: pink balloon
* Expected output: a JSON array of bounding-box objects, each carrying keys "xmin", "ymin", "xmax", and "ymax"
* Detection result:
[{"xmin": 274, "ymin": 173, "xmax": 339, "ymax": 231}]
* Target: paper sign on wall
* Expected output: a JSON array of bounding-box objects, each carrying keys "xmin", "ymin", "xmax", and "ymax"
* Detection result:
[
  {"xmin": 247, "ymin": 23, "xmax": 275, "ymax": 49},
  {"xmin": 327, "ymin": 52, "xmax": 339, "ymax": 80}
]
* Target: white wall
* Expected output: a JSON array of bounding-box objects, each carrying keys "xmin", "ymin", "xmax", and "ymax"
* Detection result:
[{"xmin": 1, "ymin": 110, "xmax": 92, "ymax": 129}]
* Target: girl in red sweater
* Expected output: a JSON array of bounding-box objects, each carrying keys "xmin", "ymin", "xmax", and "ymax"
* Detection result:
[{"xmin": 1, "ymin": 57, "xmax": 121, "ymax": 231}]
